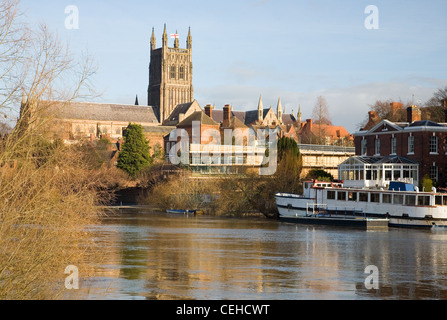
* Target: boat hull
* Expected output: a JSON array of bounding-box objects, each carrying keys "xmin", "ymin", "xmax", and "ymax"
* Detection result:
[{"xmin": 280, "ymin": 214, "xmax": 389, "ymax": 229}]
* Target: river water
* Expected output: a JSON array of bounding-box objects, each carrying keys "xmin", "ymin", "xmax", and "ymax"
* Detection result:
[{"xmin": 70, "ymin": 209, "xmax": 447, "ymax": 300}]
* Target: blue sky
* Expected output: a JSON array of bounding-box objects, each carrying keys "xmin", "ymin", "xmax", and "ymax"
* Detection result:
[{"xmin": 19, "ymin": 0, "xmax": 447, "ymax": 132}]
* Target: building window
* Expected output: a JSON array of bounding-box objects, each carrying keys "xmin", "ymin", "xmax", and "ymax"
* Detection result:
[
  {"xmin": 408, "ymin": 135, "xmax": 414, "ymax": 154},
  {"xmin": 430, "ymin": 165, "xmax": 438, "ymax": 182},
  {"xmin": 391, "ymin": 136, "xmax": 396, "ymax": 155},
  {"xmin": 361, "ymin": 139, "xmax": 367, "ymax": 155},
  {"xmin": 179, "ymin": 66, "xmax": 184, "ymax": 79},
  {"xmin": 375, "ymin": 138, "xmax": 380, "ymax": 155},
  {"xmin": 170, "ymin": 65, "xmax": 176, "ymax": 79},
  {"xmin": 430, "ymin": 136, "xmax": 438, "ymax": 154}
]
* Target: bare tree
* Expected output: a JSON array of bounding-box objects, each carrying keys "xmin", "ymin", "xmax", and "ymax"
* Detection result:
[
  {"xmin": 425, "ymin": 87, "xmax": 447, "ymax": 108},
  {"xmin": 0, "ymin": 0, "xmax": 103, "ymax": 300},
  {"xmin": 311, "ymin": 96, "xmax": 331, "ymax": 144}
]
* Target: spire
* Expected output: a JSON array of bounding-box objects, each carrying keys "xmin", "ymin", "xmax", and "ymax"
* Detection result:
[
  {"xmin": 277, "ymin": 97, "xmax": 283, "ymax": 124},
  {"xmin": 135, "ymin": 95, "xmax": 139, "ymax": 106},
  {"xmin": 297, "ymin": 104, "xmax": 302, "ymax": 123},
  {"xmin": 187, "ymin": 26, "xmax": 192, "ymax": 50},
  {"xmin": 150, "ymin": 27, "xmax": 156, "ymax": 50},
  {"xmin": 162, "ymin": 23, "xmax": 167, "ymax": 47},
  {"xmin": 174, "ymin": 30, "xmax": 179, "ymax": 48},
  {"xmin": 258, "ymin": 95, "xmax": 264, "ymax": 121}
]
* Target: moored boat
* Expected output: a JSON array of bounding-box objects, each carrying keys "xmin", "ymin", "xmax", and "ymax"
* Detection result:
[
  {"xmin": 166, "ymin": 209, "xmax": 197, "ymax": 215},
  {"xmin": 275, "ymin": 180, "xmax": 447, "ymax": 228}
]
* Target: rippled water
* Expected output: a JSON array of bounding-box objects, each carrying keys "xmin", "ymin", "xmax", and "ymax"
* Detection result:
[{"xmin": 68, "ymin": 210, "xmax": 447, "ymax": 300}]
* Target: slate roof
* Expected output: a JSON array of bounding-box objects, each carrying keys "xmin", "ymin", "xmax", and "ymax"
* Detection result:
[
  {"xmin": 177, "ymin": 111, "xmax": 219, "ymax": 127},
  {"xmin": 163, "ymin": 100, "xmax": 201, "ymax": 125},
  {"xmin": 282, "ymin": 114, "xmax": 297, "ymax": 125},
  {"xmin": 50, "ymin": 101, "xmax": 160, "ymax": 124}
]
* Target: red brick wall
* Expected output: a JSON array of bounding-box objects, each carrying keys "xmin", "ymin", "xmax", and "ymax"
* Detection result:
[{"xmin": 355, "ymin": 130, "xmax": 447, "ymax": 186}]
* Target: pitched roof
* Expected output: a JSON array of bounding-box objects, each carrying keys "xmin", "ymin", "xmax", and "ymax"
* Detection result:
[
  {"xmin": 221, "ymin": 116, "xmax": 248, "ymax": 129},
  {"xmin": 211, "ymin": 109, "xmax": 246, "ymax": 124},
  {"xmin": 282, "ymin": 114, "xmax": 297, "ymax": 125},
  {"xmin": 302, "ymin": 122, "xmax": 350, "ymax": 138},
  {"xmin": 163, "ymin": 100, "xmax": 201, "ymax": 125},
  {"xmin": 177, "ymin": 111, "xmax": 219, "ymax": 127},
  {"xmin": 50, "ymin": 101, "xmax": 160, "ymax": 124},
  {"xmin": 409, "ymin": 120, "xmax": 445, "ymax": 128},
  {"xmin": 345, "ymin": 156, "xmax": 418, "ymax": 165}
]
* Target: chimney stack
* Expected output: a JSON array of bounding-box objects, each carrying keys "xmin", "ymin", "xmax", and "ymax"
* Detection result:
[
  {"xmin": 204, "ymin": 104, "xmax": 213, "ymax": 118},
  {"xmin": 390, "ymin": 102, "xmax": 403, "ymax": 117},
  {"xmin": 306, "ymin": 119, "xmax": 313, "ymax": 131},
  {"xmin": 368, "ymin": 111, "xmax": 378, "ymax": 122},
  {"xmin": 223, "ymin": 104, "xmax": 231, "ymax": 127},
  {"xmin": 407, "ymin": 105, "xmax": 421, "ymax": 123}
]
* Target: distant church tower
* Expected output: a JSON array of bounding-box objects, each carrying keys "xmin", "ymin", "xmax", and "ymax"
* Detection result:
[{"xmin": 148, "ymin": 25, "xmax": 194, "ymax": 123}]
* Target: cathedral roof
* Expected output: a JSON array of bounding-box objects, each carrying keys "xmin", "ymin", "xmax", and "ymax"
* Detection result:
[{"xmin": 50, "ymin": 101, "xmax": 160, "ymax": 124}]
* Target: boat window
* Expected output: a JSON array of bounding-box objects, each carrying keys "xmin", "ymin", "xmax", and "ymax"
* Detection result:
[
  {"xmin": 418, "ymin": 196, "xmax": 430, "ymax": 206},
  {"xmin": 405, "ymin": 195, "xmax": 416, "ymax": 206},
  {"xmin": 337, "ymin": 191, "xmax": 346, "ymax": 201},
  {"xmin": 394, "ymin": 194, "xmax": 404, "ymax": 205},
  {"xmin": 382, "ymin": 194, "xmax": 392, "ymax": 204},
  {"xmin": 348, "ymin": 192, "xmax": 357, "ymax": 201},
  {"xmin": 370, "ymin": 193, "xmax": 380, "ymax": 203},
  {"xmin": 359, "ymin": 193, "xmax": 368, "ymax": 202},
  {"xmin": 435, "ymin": 195, "xmax": 442, "ymax": 206},
  {"xmin": 327, "ymin": 191, "xmax": 336, "ymax": 200}
]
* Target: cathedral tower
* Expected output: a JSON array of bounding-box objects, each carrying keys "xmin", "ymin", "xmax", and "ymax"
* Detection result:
[{"xmin": 148, "ymin": 25, "xmax": 194, "ymax": 123}]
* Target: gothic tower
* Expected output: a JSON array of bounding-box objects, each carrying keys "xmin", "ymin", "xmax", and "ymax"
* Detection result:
[{"xmin": 148, "ymin": 25, "xmax": 194, "ymax": 123}]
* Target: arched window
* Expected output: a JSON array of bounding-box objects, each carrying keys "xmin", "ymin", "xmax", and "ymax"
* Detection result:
[{"xmin": 170, "ymin": 65, "xmax": 176, "ymax": 79}]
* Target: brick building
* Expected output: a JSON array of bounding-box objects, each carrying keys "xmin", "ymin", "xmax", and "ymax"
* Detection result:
[{"xmin": 354, "ymin": 105, "xmax": 447, "ymax": 187}]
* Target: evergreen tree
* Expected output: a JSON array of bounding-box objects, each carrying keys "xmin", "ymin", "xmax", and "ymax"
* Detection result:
[{"xmin": 117, "ymin": 123, "xmax": 152, "ymax": 177}]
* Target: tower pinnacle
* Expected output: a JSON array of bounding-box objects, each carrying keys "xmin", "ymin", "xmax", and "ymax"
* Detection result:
[
  {"xmin": 150, "ymin": 27, "xmax": 156, "ymax": 51},
  {"xmin": 187, "ymin": 26, "xmax": 192, "ymax": 50},
  {"xmin": 162, "ymin": 24, "xmax": 167, "ymax": 47}
]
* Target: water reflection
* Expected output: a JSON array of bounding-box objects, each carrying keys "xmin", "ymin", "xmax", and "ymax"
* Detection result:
[{"xmin": 73, "ymin": 211, "xmax": 447, "ymax": 300}]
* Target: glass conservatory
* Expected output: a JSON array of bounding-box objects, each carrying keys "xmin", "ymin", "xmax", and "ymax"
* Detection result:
[{"xmin": 338, "ymin": 156, "xmax": 419, "ymax": 189}]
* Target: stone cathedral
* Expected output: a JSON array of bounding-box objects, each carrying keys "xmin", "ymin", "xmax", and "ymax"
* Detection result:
[{"xmin": 148, "ymin": 25, "xmax": 194, "ymax": 123}]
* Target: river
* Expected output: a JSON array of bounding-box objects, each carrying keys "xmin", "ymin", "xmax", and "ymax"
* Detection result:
[{"xmin": 68, "ymin": 209, "xmax": 447, "ymax": 300}]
